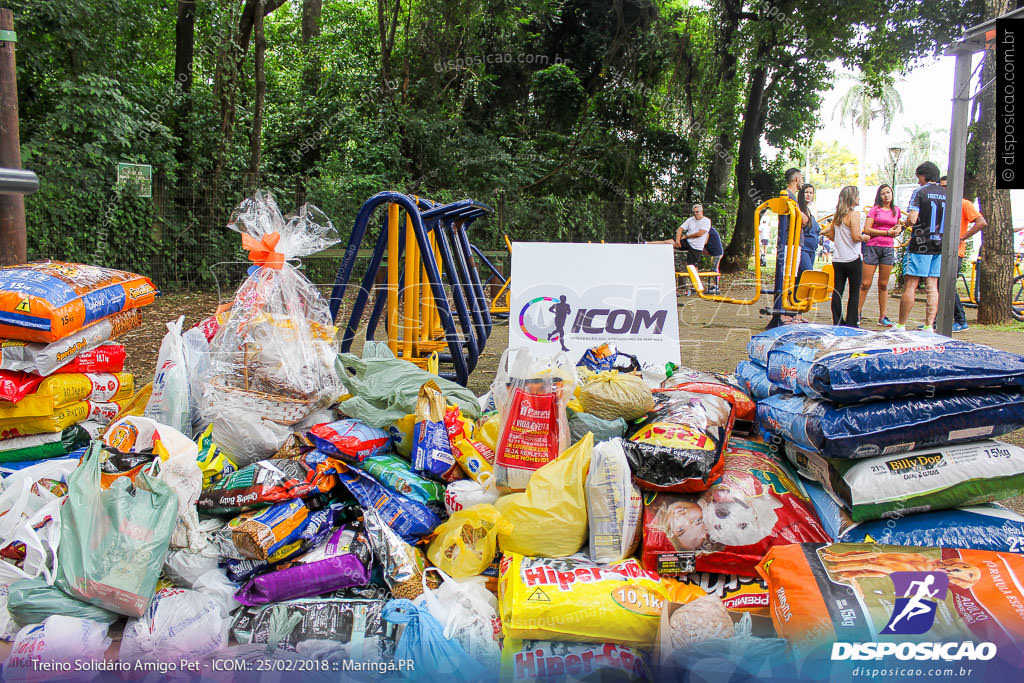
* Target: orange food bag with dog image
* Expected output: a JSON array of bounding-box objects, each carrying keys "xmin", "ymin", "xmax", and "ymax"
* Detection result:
[{"xmin": 490, "ymin": 348, "xmax": 574, "ymax": 492}]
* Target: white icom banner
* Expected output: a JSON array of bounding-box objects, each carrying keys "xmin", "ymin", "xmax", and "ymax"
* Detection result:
[{"xmin": 509, "ymin": 242, "xmax": 680, "ymax": 369}]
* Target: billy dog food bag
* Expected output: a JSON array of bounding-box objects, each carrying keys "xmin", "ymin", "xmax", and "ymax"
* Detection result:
[
  {"xmin": 758, "ymin": 543, "xmax": 1024, "ymax": 659},
  {"xmin": 0, "ymin": 261, "xmax": 157, "ymax": 343},
  {"xmin": 641, "ymin": 438, "xmax": 829, "ymax": 577},
  {"xmin": 498, "ymin": 552, "xmax": 667, "ymax": 648}
]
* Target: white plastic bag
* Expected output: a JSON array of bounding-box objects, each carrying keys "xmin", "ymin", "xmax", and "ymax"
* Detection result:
[
  {"xmin": 0, "ymin": 459, "xmax": 78, "ymax": 585},
  {"xmin": 145, "ymin": 316, "xmax": 192, "ymax": 435},
  {"xmin": 416, "ymin": 567, "xmax": 501, "ymax": 671},
  {"xmin": 5, "ymin": 616, "xmax": 110, "ymax": 675},
  {"xmin": 586, "ymin": 438, "xmax": 642, "ymax": 563},
  {"xmin": 120, "ymin": 588, "xmax": 230, "ymax": 661},
  {"xmin": 490, "ymin": 347, "xmax": 575, "ymax": 491},
  {"xmin": 0, "ymin": 585, "xmax": 20, "ymax": 641},
  {"xmin": 182, "ymin": 326, "xmax": 211, "ymax": 436},
  {"xmin": 192, "ymin": 569, "xmax": 242, "ymax": 617}
]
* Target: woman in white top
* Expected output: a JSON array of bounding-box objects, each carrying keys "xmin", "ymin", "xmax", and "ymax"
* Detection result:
[{"xmin": 825, "ymin": 186, "xmax": 870, "ymax": 327}]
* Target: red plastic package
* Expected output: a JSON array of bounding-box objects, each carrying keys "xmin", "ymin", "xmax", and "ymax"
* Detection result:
[
  {"xmin": 641, "ymin": 438, "xmax": 829, "ymax": 577},
  {"xmin": 659, "ymin": 382, "xmax": 755, "ymax": 422},
  {"xmin": 0, "ymin": 371, "xmax": 43, "ymax": 403}
]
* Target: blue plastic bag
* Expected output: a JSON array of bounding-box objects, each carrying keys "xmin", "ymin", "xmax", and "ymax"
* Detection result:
[
  {"xmin": 757, "ymin": 389, "xmax": 1024, "ymax": 459},
  {"xmin": 382, "ymin": 598, "xmax": 490, "ymax": 681},
  {"xmin": 766, "ymin": 328, "xmax": 1024, "ymax": 402}
]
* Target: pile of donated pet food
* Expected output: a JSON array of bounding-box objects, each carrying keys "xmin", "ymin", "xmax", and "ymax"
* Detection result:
[{"xmin": 0, "ymin": 192, "xmax": 1023, "ymax": 681}]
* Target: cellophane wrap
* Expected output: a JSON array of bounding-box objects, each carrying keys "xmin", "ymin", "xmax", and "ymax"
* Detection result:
[{"xmin": 203, "ymin": 192, "xmax": 342, "ymax": 463}]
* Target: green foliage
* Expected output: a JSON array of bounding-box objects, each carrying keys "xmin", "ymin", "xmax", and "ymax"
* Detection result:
[{"xmin": 9, "ymin": 0, "xmax": 977, "ymax": 288}]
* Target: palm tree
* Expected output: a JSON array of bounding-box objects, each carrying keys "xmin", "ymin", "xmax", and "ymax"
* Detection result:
[{"xmin": 833, "ymin": 72, "xmax": 904, "ymax": 187}]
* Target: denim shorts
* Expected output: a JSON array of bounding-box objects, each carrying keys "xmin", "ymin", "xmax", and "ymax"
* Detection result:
[{"xmin": 862, "ymin": 244, "xmax": 895, "ymax": 266}]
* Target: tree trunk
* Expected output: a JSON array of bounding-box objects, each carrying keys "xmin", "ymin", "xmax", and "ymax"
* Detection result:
[
  {"xmin": 858, "ymin": 123, "xmax": 868, "ymax": 188},
  {"xmin": 703, "ymin": 0, "xmax": 743, "ymax": 219},
  {"xmin": 377, "ymin": 0, "xmax": 401, "ymax": 94},
  {"xmin": 722, "ymin": 55, "xmax": 768, "ymax": 273},
  {"xmin": 976, "ymin": 0, "xmax": 1015, "ymax": 323},
  {"xmin": 296, "ymin": 0, "xmax": 323, "ymax": 206},
  {"xmin": 248, "ymin": 1, "xmax": 266, "ymax": 191},
  {"xmin": 173, "ymin": 0, "xmax": 196, "ymax": 172}
]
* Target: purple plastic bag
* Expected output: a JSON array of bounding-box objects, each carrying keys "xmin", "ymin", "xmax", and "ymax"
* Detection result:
[{"xmin": 234, "ymin": 524, "xmax": 373, "ymax": 606}]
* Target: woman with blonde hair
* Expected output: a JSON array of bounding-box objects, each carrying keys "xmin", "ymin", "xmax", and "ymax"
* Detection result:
[{"xmin": 826, "ymin": 186, "xmax": 869, "ymax": 327}]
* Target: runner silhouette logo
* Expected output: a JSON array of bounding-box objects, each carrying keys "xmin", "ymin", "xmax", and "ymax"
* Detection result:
[
  {"xmin": 519, "ymin": 295, "xmax": 571, "ymax": 352},
  {"xmin": 880, "ymin": 571, "xmax": 949, "ymax": 635}
]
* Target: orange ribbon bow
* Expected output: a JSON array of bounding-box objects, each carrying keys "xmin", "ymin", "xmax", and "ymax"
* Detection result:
[{"xmin": 241, "ymin": 232, "xmax": 285, "ymax": 270}]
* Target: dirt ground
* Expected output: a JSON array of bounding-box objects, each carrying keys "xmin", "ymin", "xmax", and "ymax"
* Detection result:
[{"xmin": 124, "ymin": 276, "xmax": 1024, "ymax": 512}]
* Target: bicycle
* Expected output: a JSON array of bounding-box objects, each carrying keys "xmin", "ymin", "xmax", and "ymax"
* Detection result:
[{"xmin": 958, "ymin": 252, "xmax": 1024, "ymax": 322}]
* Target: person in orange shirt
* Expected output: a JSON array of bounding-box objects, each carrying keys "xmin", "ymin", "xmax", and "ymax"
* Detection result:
[{"xmin": 939, "ymin": 176, "xmax": 987, "ymax": 332}]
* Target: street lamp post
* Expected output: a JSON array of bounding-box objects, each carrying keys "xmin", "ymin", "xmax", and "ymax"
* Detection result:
[{"xmin": 887, "ymin": 146, "xmax": 905, "ymax": 188}]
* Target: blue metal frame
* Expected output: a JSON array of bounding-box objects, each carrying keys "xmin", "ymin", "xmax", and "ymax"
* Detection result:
[{"xmin": 327, "ymin": 192, "xmax": 493, "ymax": 386}]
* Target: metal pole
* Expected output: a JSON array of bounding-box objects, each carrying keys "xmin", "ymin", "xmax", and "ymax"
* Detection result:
[
  {"xmin": 0, "ymin": 8, "xmax": 26, "ymax": 266},
  {"xmin": 936, "ymin": 50, "xmax": 973, "ymax": 336}
]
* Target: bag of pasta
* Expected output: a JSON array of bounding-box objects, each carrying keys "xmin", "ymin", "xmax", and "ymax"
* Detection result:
[{"xmin": 203, "ymin": 192, "xmax": 342, "ymax": 463}]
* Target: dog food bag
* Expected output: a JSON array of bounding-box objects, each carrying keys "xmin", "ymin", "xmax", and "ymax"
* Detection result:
[
  {"xmin": 0, "ymin": 309, "xmax": 141, "ymax": 376},
  {"xmin": 735, "ymin": 360, "xmax": 783, "ymax": 402},
  {"xmin": 337, "ymin": 464, "xmax": 440, "ymax": 542},
  {"xmin": 641, "ymin": 439, "xmax": 829, "ymax": 577},
  {"xmin": 500, "ymin": 638, "xmax": 653, "ymax": 683},
  {"xmin": 801, "ymin": 477, "xmax": 1024, "ymax": 552},
  {"xmin": 622, "ymin": 390, "xmax": 734, "ymax": 493},
  {"xmin": 307, "ymin": 418, "xmax": 390, "ymax": 464},
  {"xmin": 226, "ymin": 497, "xmax": 338, "ymax": 561},
  {"xmin": 586, "ymin": 438, "xmax": 642, "ymax": 564},
  {"xmin": 661, "ymin": 368, "xmax": 757, "ymax": 423},
  {"xmin": 491, "ymin": 347, "xmax": 575, "ymax": 492},
  {"xmin": 662, "ymin": 572, "xmax": 771, "ymax": 615},
  {"xmin": 444, "ymin": 403, "xmax": 496, "ymax": 487},
  {"xmin": 235, "ymin": 523, "xmax": 373, "ymax": 606},
  {"xmin": 785, "ymin": 439, "xmax": 1024, "ymax": 522},
  {"xmin": 357, "ymin": 453, "xmax": 445, "ymax": 504},
  {"xmin": 230, "ymin": 595, "xmax": 397, "ymax": 660},
  {"xmin": 767, "ymin": 328, "xmax": 1024, "ymax": 402},
  {"xmin": 0, "ymin": 400, "xmax": 100, "ymax": 439},
  {"xmin": 363, "ymin": 506, "xmax": 433, "ymax": 601},
  {"xmin": 758, "ymin": 389, "xmax": 1024, "ymax": 459},
  {"xmin": 757, "ymin": 542, "xmax": 1024, "ymax": 654},
  {"xmin": 498, "ymin": 552, "xmax": 667, "ymax": 647},
  {"xmin": 747, "ymin": 324, "xmax": 864, "ymax": 367},
  {"xmin": 194, "ymin": 424, "xmax": 237, "ymax": 489},
  {"xmin": 412, "ymin": 381, "xmax": 460, "ymax": 481},
  {"xmin": 0, "ymin": 261, "xmax": 156, "ymax": 343},
  {"xmin": 577, "ymin": 343, "xmax": 643, "ymax": 374},
  {"xmin": 0, "ymin": 372, "xmax": 133, "ymax": 420},
  {"xmin": 197, "ymin": 450, "xmax": 340, "ymax": 514},
  {"xmin": 0, "ymin": 426, "xmax": 89, "ymax": 463}
]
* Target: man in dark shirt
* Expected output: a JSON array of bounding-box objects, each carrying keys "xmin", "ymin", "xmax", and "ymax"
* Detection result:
[{"xmin": 896, "ymin": 161, "xmax": 946, "ymax": 330}]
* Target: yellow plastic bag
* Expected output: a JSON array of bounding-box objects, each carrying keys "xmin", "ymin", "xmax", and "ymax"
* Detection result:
[
  {"xmin": 495, "ymin": 432, "xmax": 592, "ymax": 558},
  {"xmin": 579, "ymin": 371, "xmax": 654, "ymax": 422},
  {"xmin": 475, "ymin": 412, "xmax": 500, "ymax": 454},
  {"xmin": 389, "ymin": 413, "xmax": 417, "ymax": 457},
  {"xmin": 498, "ymin": 552, "xmax": 667, "ymax": 647},
  {"xmin": 426, "ymin": 504, "xmax": 511, "ymax": 578}
]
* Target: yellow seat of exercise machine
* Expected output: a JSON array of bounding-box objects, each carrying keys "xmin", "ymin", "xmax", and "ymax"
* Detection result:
[{"xmin": 795, "ymin": 268, "xmax": 832, "ymax": 304}]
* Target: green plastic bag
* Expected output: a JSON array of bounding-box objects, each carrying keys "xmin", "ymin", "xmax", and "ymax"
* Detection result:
[
  {"xmin": 336, "ymin": 352, "xmax": 480, "ymax": 428},
  {"xmin": 567, "ymin": 409, "xmax": 627, "ymax": 444},
  {"xmin": 55, "ymin": 440, "xmax": 177, "ymax": 617},
  {"xmin": 7, "ymin": 577, "xmax": 120, "ymax": 625}
]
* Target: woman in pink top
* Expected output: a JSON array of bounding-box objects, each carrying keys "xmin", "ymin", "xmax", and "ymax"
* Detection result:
[{"xmin": 858, "ymin": 184, "xmax": 902, "ymax": 327}]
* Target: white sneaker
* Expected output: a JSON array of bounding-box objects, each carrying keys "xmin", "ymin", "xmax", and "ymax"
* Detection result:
[{"xmin": 892, "ymin": 323, "xmax": 906, "ymax": 331}]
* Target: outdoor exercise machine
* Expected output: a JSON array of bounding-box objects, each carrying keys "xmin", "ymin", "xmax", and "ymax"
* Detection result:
[
  {"xmin": 468, "ymin": 233, "xmax": 512, "ymax": 317},
  {"xmin": 679, "ymin": 192, "xmax": 832, "ymax": 327},
  {"xmin": 327, "ymin": 192, "xmax": 494, "ymax": 386}
]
